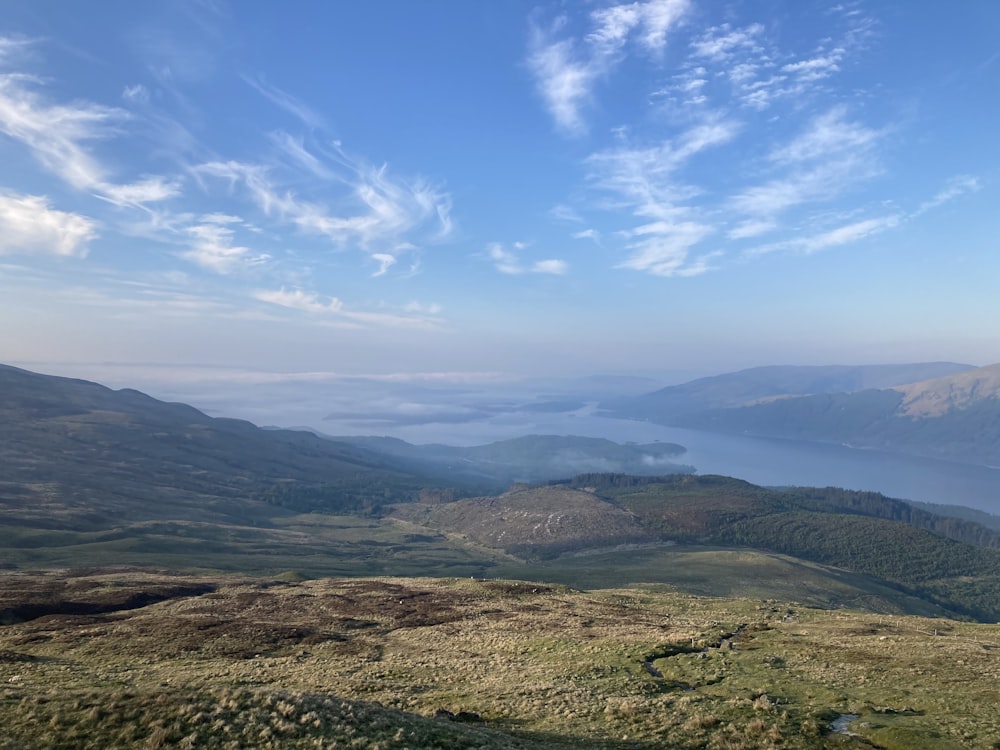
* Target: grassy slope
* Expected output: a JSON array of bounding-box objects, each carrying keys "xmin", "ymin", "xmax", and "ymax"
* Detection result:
[{"xmin": 1, "ymin": 571, "xmax": 997, "ymax": 749}]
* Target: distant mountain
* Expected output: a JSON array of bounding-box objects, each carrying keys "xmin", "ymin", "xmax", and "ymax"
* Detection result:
[
  {"xmin": 608, "ymin": 362, "xmax": 974, "ymax": 418},
  {"xmin": 608, "ymin": 362, "xmax": 1000, "ymax": 466},
  {"xmin": 333, "ymin": 434, "xmax": 691, "ymax": 485}
]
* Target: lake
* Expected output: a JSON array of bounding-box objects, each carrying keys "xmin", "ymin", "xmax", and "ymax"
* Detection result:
[{"xmin": 323, "ymin": 406, "xmax": 1000, "ymax": 515}]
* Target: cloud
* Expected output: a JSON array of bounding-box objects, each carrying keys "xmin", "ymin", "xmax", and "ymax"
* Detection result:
[
  {"xmin": 0, "ymin": 192, "xmax": 97, "ymax": 257},
  {"xmin": 528, "ymin": 1, "xmax": 690, "ymax": 133},
  {"xmin": 122, "ymin": 84, "xmax": 150, "ymax": 104},
  {"xmin": 913, "ymin": 175, "xmax": 981, "ymax": 217},
  {"xmin": 0, "ymin": 50, "xmax": 183, "ymax": 211},
  {"xmin": 532, "ymin": 259, "xmax": 569, "ymax": 274},
  {"xmin": 0, "ymin": 68, "xmax": 121, "ymax": 190},
  {"xmin": 731, "ymin": 107, "xmax": 883, "ymax": 217},
  {"xmin": 487, "ymin": 242, "xmax": 568, "ymax": 275},
  {"xmin": 747, "ymin": 214, "xmax": 900, "ymax": 257},
  {"xmin": 690, "ymin": 23, "xmax": 764, "ymax": 62},
  {"xmin": 99, "ymin": 176, "xmax": 182, "ymax": 208},
  {"xmin": 243, "ymin": 75, "xmax": 325, "ymax": 130},
  {"xmin": 584, "ymin": 119, "xmax": 736, "ymax": 275},
  {"xmin": 526, "ymin": 35, "xmax": 595, "ymax": 134},
  {"xmin": 196, "ymin": 152, "xmax": 452, "ymax": 260},
  {"xmin": 371, "ymin": 253, "xmax": 396, "ymax": 277},
  {"xmin": 255, "ymin": 287, "xmax": 343, "ymax": 314},
  {"xmin": 269, "ymin": 131, "xmax": 334, "ymax": 179},
  {"xmin": 726, "ymin": 219, "xmax": 775, "ymax": 240},
  {"xmin": 617, "ymin": 220, "xmax": 716, "ymax": 276},
  {"xmin": 180, "ymin": 215, "xmax": 269, "ymax": 274},
  {"xmin": 255, "ymin": 287, "xmax": 444, "ymax": 329},
  {"xmin": 572, "ymin": 228, "xmax": 601, "ymax": 242}
]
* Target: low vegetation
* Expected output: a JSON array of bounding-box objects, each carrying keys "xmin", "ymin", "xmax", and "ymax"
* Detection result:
[{"xmin": 1, "ymin": 571, "xmax": 997, "ymax": 749}]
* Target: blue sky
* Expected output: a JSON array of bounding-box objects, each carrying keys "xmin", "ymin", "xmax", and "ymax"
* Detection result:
[{"xmin": 1, "ymin": 0, "xmax": 998, "ymax": 387}]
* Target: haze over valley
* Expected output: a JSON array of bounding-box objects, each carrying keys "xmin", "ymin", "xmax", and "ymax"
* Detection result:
[{"xmin": 3, "ymin": 1, "xmax": 1000, "ymax": 747}]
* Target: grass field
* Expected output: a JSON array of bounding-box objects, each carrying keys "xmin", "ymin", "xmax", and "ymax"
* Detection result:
[{"xmin": 1, "ymin": 571, "xmax": 998, "ymax": 749}]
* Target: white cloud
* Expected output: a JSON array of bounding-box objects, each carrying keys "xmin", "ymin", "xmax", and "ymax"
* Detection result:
[
  {"xmin": 768, "ymin": 106, "xmax": 879, "ymax": 165},
  {"xmin": 487, "ymin": 242, "xmax": 567, "ymax": 275},
  {"xmin": 727, "ymin": 219, "xmax": 775, "ymax": 240},
  {"xmin": 573, "ymin": 228, "xmax": 601, "ymax": 242},
  {"xmin": 782, "ymin": 50, "xmax": 844, "ymax": 81},
  {"xmin": 269, "ymin": 131, "xmax": 334, "ymax": 179},
  {"xmin": 255, "ymin": 287, "xmax": 444, "ymax": 330},
  {"xmin": 181, "ymin": 217, "xmax": 269, "ymax": 274},
  {"xmin": 617, "ymin": 220, "xmax": 714, "ymax": 276},
  {"xmin": 121, "ymin": 84, "xmax": 150, "ymax": 104},
  {"xmin": 532, "ymin": 259, "xmax": 569, "ymax": 274},
  {"xmin": 747, "ymin": 214, "xmax": 900, "ymax": 257},
  {"xmin": 372, "ymin": 252, "xmax": 396, "ymax": 277},
  {"xmin": 99, "ymin": 176, "xmax": 182, "ymax": 208},
  {"xmin": 0, "ymin": 192, "xmax": 97, "ymax": 257},
  {"xmin": 0, "ymin": 69, "xmax": 120, "ymax": 190},
  {"xmin": 732, "ymin": 108, "xmax": 883, "ymax": 217},
  {"xmin": 196, "ymin": 153, "xmax": 452, "ymax": 255},
  {"xmin": 528, "ymin": 1, "xmax": 690, "ymax": 133},
  {"xmin": 0, "ymin": 36, "xmax": 35, "ymax": 68},
  {"xmin": 690, "ymin": 23, "xmax": 764, "ymax": 62},
  {"xmin": 527, "ymin": 35, "xmax": 595, "ymax": 134},
  {"xmin": 584, "ymin": 119, "xmax": 736, "ymax": 275},
  {"xmin": 255, "ymin": 287, "xmax": 343, "ymax": 314},
  {"xmin": 243, "ymin": 75, "xmax": 325, "ymax": 130},
  {"xmin": 913, "ymin": 175, "xmax": 981, "ymax": 217},
  {"xmin": 0, "ymin": 53, "xmax": 182, "ymax": 212}
]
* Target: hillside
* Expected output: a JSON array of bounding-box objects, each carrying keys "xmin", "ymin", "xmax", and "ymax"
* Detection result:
[
  {"xmin": 1, "ymin": 570, "xmax": 998, "ymax": 749},
  {"xmin": 392, "ymin": 475, "xmax": 1000, "ymax": 621},
  {"xmin": 0, "ymin": 364, "xmax": 443, "ymax": 528},
  {"xmin": 4, "ymin": 363, "xmax": 1000, "ymax": 623},
  {"xmin": 336, "ymin": 434, "xmax": 691, "ymax": 485},
  {"xmin": 609, "ymin": 363, "xmax": 1000, "ymax": 467}
]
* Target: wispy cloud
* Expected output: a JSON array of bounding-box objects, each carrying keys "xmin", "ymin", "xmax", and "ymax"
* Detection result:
[
  {"xmin": 746, "ymin": 214, "xmax": 900, "ymax": 257},
  {"xmin": 913, "ymin": 175, "xmax": 981, "ymax": 217},
  {"xmin": 255, "ymin": 287, "xmax": 342, "ymax": 314},
  {"xmin": 584, "ymin": 118, "xmax": 737, "ymax": 276},
  {"xmin": 121, "ymin": 84, "xmax": 150, "ymax": 104},
  {"xmin": 731, "ymin": 107, "xmax": 884, "ymax": 217},
  {"xmin": 371, "ymin": 253, "xmax": 397, "ymax": 277},
  {"xmin": 181, "ymin": 215, "xmax": 270, "ymax": 274},
  {"xmin": 528, "ymin": 0, "xmax": 690, "ymax": 133},
  {"xmin": 196, "ymin": 149, "xmax": 452, "ymax": 262},
  {"xmin": 243, "ymin": 75, "xmax": 325, "ymax": 130},
  {"xmin": 0, "ymin": 192, "xmax": 97, "ymax": 257},
  {"xmin": 255, "ymin": 287, "xmax": 444, "ymax": 329},
  {"xmin": 487, "ymin": 242, "xmax": 568, "ymax": 275},
  {"xmin": 0, "ymin": 41, "xmax": 183, "ymax": 211}
]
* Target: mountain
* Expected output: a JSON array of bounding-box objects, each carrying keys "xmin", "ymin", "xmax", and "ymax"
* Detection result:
[
  {"xmin": 608, "ymin": 362, "xmax": 1000, "ymax": 466},
  {"xmin": 333, "ymin": 434, "xmax": 691, "ymax": 485},
  {"xmin": 0, "ymin": 363, "xmax": 438, "ymax": 527},
  {"xmin": 5, "ymin": 362, "xmax": 1000, "ymax": 623},
  {"xmin": 606, "ymin": 362, "xmax": 973, "ymax": 417}
]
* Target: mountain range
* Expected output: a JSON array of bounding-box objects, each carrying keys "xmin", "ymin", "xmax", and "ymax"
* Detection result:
[
  {"xmin": 609, "ymin": 362, "xmax": 1000, "ymax": 466},
  {"xmin": 3, "ymin": 362, "xmax": 1000, "ymax": 622}
]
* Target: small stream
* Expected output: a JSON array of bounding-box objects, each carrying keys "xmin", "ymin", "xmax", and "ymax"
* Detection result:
[{"xmin": 830, "ymin": 714, "xmax": 859, "ymax": 735}]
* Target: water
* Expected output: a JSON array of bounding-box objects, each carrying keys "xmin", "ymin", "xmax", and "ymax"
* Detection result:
[{"xmin": 323, "ymin": 408, "xmax": 1000, "ymax": 515}]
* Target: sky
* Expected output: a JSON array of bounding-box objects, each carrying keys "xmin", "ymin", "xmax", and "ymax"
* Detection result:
[{"xmin": 1, "ymin": 0, "xmax": 999, "ymax": 393}]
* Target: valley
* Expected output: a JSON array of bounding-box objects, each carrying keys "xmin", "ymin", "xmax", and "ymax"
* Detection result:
[{"xmin": 3, "ymin": 363, "xmax": 1000, "ymax": 748}]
